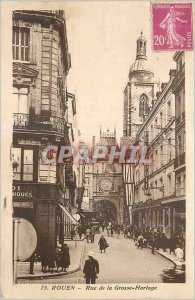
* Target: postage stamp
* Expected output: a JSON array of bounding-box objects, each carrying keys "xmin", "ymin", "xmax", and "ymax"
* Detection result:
[{"xmin": 152, "ymin": 2, "xmax": 193, "ymax": 51}]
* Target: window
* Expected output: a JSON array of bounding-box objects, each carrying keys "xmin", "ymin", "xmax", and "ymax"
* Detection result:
[
  {"xmin": 12, "ymin": 148, "xmax": 21, "ymax": 180},
  {"xmin": 23, "ymin": 150, "xmax": 33, "ymax": 181},
  {"xmin": 13, "ymin": 27, "xmax": 30, "ymax": 61},
  {"xmin": 84, "ymin": 189, "xmax": 89, "ymax": 197},
  {"xmin": 139, "ymin": 94, "xmax": 149, "ymax": 118},
  {"xmin": 168, "ymin": 138, "xmax": 172, "ymax": 160},
  {"xmin": 167, "ymin": 174, "xmax": 171, "ymax": 195},
  {"xmin": 160, "ymin": 145, "xmax": 163, "ymax": 166},
  {"xmin": 167, "ymin": 101, "xmax": 172, "ymax": 121},
  {"xmin": 176, "ymin": 175, "xmax": 181, "ymax": 196},
  {"xmin": 160, "ymin": 111, "xmax": 163, "ymax": 128},
  {"xmin": 85, "ymin": 177, "xmax": 90, "ymax": 185},
  {"xmin": 177, "ymin": 135, "xmax": 183, "ymax": 155},
  {"xmin": 13, "ymin": 87, "xmax": 29, "ymax": 114},
  {"xmin": 150, "ymin": 154, "xmax": 153, "ymax": 173},
  {"xmin": 155, "ymin": 150, "xmax": 158, "ymax": 170},
  {"xmin": 12, "ymin": 147, "xmax": 34, "ymax": 181}
]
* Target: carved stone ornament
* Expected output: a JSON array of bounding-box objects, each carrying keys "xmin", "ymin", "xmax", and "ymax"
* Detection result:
[
  {"xmin": 43, "ymin": 35, "xmax": 51, "ymax": 40},
  {"xmin": 13, "ymin": 62, "xmax": 39, "ymax": 78}
]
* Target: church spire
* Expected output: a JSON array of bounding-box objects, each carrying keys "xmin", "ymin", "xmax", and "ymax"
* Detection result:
[{"xmin": 136, "ymin": 31, "xmax": 147, "ymax": 60}]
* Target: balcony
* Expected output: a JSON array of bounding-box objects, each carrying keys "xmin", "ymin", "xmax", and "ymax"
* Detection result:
[
  {"xmin": 174, "ymin": 152, "xmax": 185, "ymax": 169},
  {"xmin": 13, "ymin": 113, "xmax": 67, "ymax": 135},
  {"xmin": 13, "ymin": 113, "xmax": 29, "ymax": 128}
]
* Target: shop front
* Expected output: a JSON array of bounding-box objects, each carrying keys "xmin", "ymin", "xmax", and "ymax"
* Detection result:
[{"xmin": 13, "ymin": 182, "xmax": 77, "ymax": 256}]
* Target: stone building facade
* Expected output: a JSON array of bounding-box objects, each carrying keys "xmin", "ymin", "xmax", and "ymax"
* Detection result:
[
  {"xmin": 172, "ymin": 51, "xmax": 186, "ymax": 231},
  {"xmin": 122, "ymin": 33, "xmax": 185, "ymax": 234},
  {"xmin": 132, "ymin": 69, "xmax": 177, "ymax": 235},
  {"xmin": 12, "ymin": 10, "xmax": 78, "ymax": 255}
]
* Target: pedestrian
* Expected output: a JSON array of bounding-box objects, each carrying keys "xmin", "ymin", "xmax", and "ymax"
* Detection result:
[
  {"xmin": 106, "ymin": 226, "xmax": 110, "ymax": 237},
  {"xmin": 175, "ymin": 245, "xmax": 184, "ymax": 262},
  {"xmin": 150, "ymin": 229, "xmax": 156, "ymax": 255},
  {"xmin": 61, "ymin": 243, "xmax": 70, "ymax": 272},
  {"xmin": 111, "ymin": 226, "xmax": 113, "ymax": 237},
  {"xmin": 70, "ymin": 227, "xmax": 75, "ymax": 240},
  {"xmin": 161, "ymin": 232, "xmax": 167, "ymax": 252},
  {"xmin": 91, "ymin": 227, "xmax": 95, "ymax": 243},
  {"xmin": 83, "ymin": 251, "xmax": 99, "ymax": 284},
  {"xmin": 117, "ymin": 227, "xmax": 120, "ymax": 238},
  {"xmin": 29, "ymin": 252, "xmax": 35, "ymax": 275},
  {"xmin": 48, "ymin": 248, "xmax": 55, "ymax": 273},
  {"xmin": 55, "ymin": 244, "xmax": 63, "ymax": 272},
  {"xmin": 169, "ymin": 233, "xmax": 176, "ymax": 254},
  {"xmin": 155, "ymin": 228, "xmax": 160, "ymax": 250},
  {"xmin": 78, "ymin": 226, "xmax": 83, "ymax": 240},
  {"xmin": 40, "ymin": 246, "xmax": 48, "ymax": 273},
  {"xmin": 137, "ymin": 234, "xmax": 144, "ymax": 250},
  {"xmin": 86, "ymin": 227, "xmax": 91, "ymax": 243},
  {"xmin": 98, "ymin": 235, "xmax": 108, "ymax": 253}
]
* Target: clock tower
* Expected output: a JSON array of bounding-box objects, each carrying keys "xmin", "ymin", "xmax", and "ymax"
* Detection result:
[{"xmin": 84, "ymin": 128, "xmax": 125, "ymax": 224}]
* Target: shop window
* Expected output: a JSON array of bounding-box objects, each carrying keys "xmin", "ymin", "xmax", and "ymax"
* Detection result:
[
  {"xmin": 13, "ymin": 87, "xmax": 29, "ymax": 114},
  {"xmin": 12, "ymin": 148, "xmax": 21, "ymax": 180},
  {"xmin": 12, "ymin": 147, "xmax": 34, "ymax": 181},
  {"xmin": 13, "ymin": 27, "xmax": 30, "ymax": 61}
]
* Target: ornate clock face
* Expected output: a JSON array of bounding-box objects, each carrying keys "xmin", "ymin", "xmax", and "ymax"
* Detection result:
[{"xmin": 99, "ymin": 178, "xmax": 112, "ymax": 191}]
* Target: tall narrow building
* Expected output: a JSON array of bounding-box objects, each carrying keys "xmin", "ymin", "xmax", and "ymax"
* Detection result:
[{"xmin": 123, "ymin": 32, "xmax": 155, "ymax": 138}]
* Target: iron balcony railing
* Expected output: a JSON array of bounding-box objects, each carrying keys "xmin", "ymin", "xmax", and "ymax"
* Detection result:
[{"xmin": 13, "ymin": 113, "xmax": 68, "ymax": 135}]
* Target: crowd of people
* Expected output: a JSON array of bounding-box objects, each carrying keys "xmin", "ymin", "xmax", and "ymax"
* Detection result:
[
  {"xmin": 28, "ymin": 222, "xmax": 185, "ymax": 277},
  {"xmin": 40, "ymin": 242, "xmax": 70, "ymax": 273},
  {"xmin": 123, "ymin": 224, "xmax": 185, "ymax": 261}
]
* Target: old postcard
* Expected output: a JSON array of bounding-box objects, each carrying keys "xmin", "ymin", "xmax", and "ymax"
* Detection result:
[{"xmin": 0, "ymin": 1, "xmax": 194, "ymax": 299}]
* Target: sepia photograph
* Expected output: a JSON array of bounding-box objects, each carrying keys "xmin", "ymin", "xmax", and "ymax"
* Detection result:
[{"xmin": 0, "ymin": 1, "xmax": 194, "ymax": 299}]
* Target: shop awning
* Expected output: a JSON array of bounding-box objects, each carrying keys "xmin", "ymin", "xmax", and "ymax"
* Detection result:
[{"xmin": 58, "ymin": 204, "xmax": 77, "ymax": 225}]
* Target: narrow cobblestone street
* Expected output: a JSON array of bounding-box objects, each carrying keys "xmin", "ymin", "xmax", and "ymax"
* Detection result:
[{"xmin": 18, "ymin": 233, "xmax": 173, "ymax": 284}]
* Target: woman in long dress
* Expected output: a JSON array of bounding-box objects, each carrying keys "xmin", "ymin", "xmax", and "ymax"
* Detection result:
[
  {"xmin": 61, "ymin": 243, "xmax": 70, "ymax": 272},
  {"xmin": 160, "ymin": 6, "xmax": 187, "ymax": 48},
  {"xmin": 98, "ymin": 235, "xmax": 108, "ymax": 253}
]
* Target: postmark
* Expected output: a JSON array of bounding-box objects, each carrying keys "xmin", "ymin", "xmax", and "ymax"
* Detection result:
[{"xmin": 152, "ymin": 2, "xmax": 193, "ymax": 50}]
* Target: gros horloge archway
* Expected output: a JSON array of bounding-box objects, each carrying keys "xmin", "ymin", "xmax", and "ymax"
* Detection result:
[{"xmin": 93, "ymin": 200, "xmax": 118, "ymax": 223}]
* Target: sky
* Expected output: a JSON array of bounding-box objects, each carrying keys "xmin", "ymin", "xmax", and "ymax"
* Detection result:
[{"xmin": 63, "ymin": 1, "xmax": 176, "ymax": 144}]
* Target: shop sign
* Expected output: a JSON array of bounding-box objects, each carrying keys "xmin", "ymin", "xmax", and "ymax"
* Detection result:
[{"xmin": 13, "ymin": 185, "xmax": 33, "ymax": 198}]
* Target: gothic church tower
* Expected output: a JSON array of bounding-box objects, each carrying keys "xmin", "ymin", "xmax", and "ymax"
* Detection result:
[{"xmin": 123, "ymin": 32, "xmax": 155, "ymax": 137}]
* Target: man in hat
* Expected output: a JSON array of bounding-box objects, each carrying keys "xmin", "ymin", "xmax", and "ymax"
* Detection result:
[{"xmin": 83, "ymin": 251, "xmax": 99, "ymax": 284}]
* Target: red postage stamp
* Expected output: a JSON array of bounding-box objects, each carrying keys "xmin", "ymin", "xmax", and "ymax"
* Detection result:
[{"xmin": 152, "ymin": 2, "xmax": 193, "ymax": 50}]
